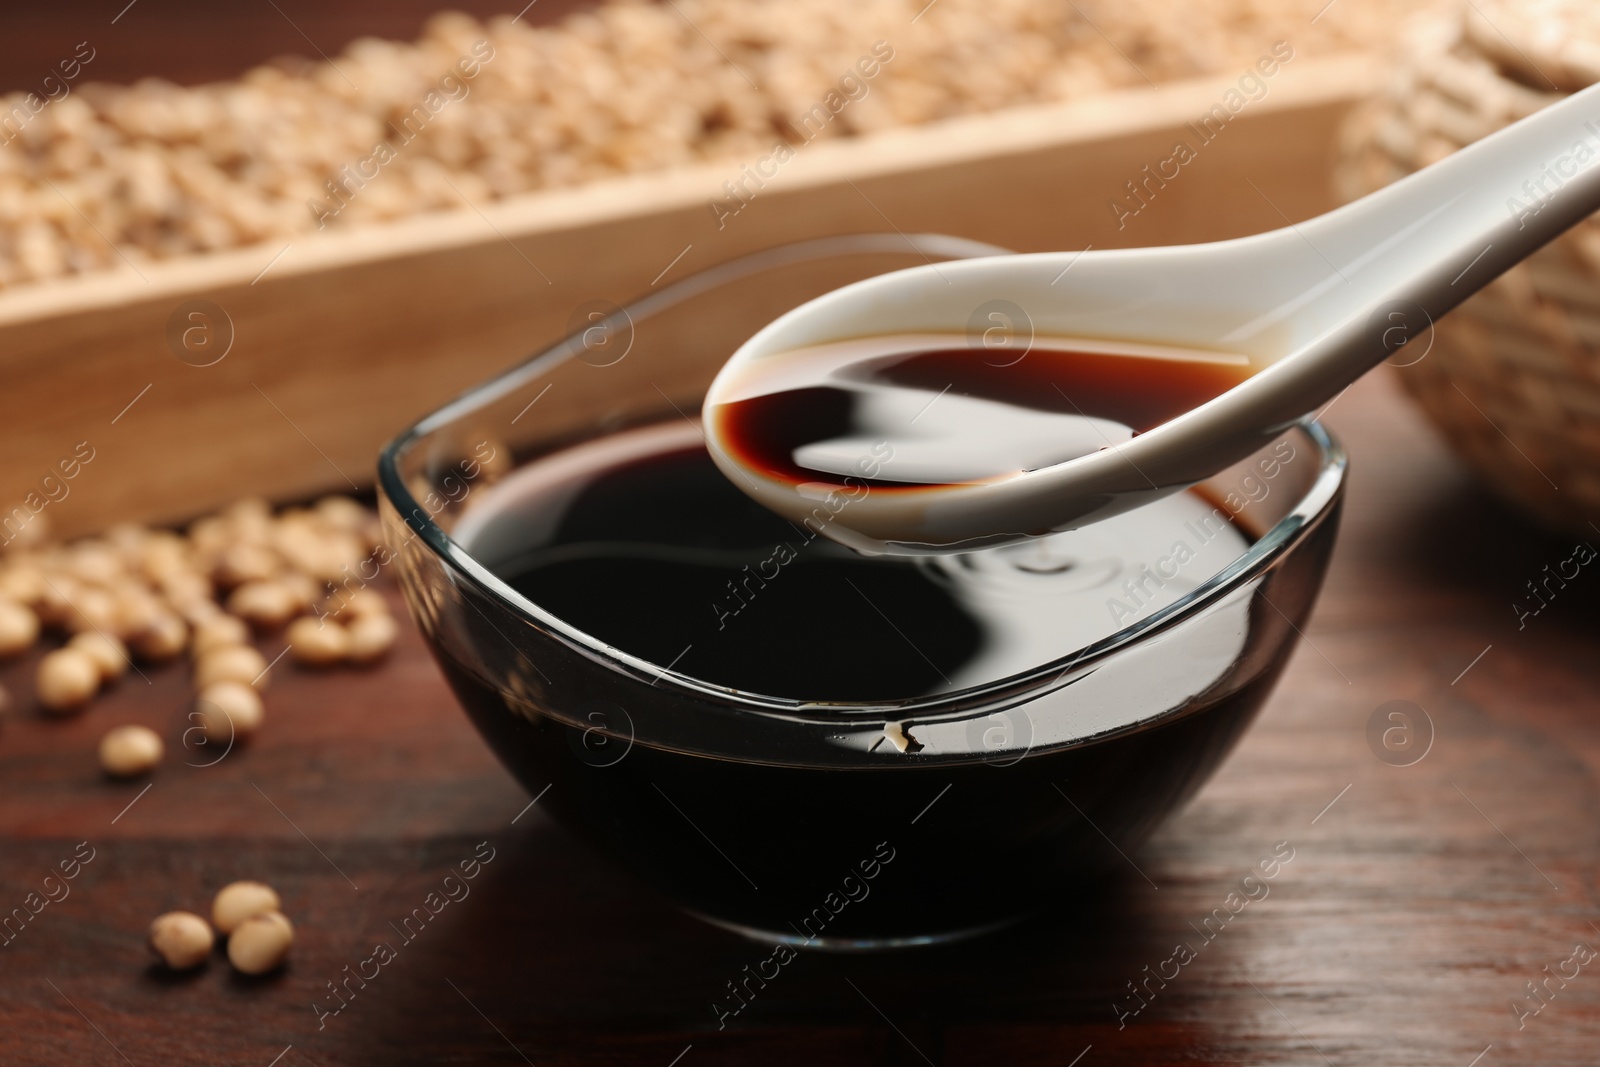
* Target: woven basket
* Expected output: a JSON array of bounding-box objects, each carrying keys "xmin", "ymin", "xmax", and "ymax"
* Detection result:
[{"xmin": 1336, "ymin": 2, "xmax": 1600, "ymax": 534}]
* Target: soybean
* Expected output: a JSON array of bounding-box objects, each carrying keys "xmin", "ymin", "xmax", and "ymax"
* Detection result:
[
  {"xmin": 99, "ymin": 724, "xmax": 164, "ymax": 777},
  {"xmin": 287, "ymin": 615, "xmax": 348, "ymax": 667},
  {"xmin": 212, "ymin": 880, "xmax": 281, "ymax": 934},
  {"xmin": 195, "ymin": 681, "xmax": 264, "ymax": 744},
  {"xmin": 346, "ymin": 612, "xmax": 399, "ymax": 665},
  {"xmin": 191, "ymin": 613, "xmax": 250, "ymax": 658},
  {"xmin": 227, "ymin": 580, "xmax": 300, "ymax": 629},
  {"xmin": 194, "ymin": 644, "xmax": 269, "ymax": 690},
  {"xmin": 227, "ymin": 911, "xmax": 294, "ymax": 975},
  {"xmin": 0, "ymin": 598, "xmax": 40, "ymax": 657},
  {"xmin": 36, "ymin": 647, "xmax": 101, "ymax": 712},
  {"xmin": 69, "ymin": 631, "xmax": 129, "ymax": 681},
  {"xmin": 149, "ymin": 911, "xmax": 215, "ymax": 970}
]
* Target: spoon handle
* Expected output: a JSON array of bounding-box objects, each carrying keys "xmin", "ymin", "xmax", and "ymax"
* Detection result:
[{"xmin": 1302, "ymin": 79, "xmax": 1600, "ymax": 331}]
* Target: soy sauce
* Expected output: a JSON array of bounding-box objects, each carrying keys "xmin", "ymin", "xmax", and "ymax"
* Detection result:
[
  {"xmin": 458, "ymin": 422, "xmax": 1249, "ymax": 702},
  {"xmin": 707, "ymin": 335, "xmax": 1255, "ymax": 490},
  {"xmin": 440, "ymin": 421, "xmax": 1308, "ymax": 942}
]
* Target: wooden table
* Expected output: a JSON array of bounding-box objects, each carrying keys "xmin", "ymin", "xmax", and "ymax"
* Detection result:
[
  {"xmin": 3, "ymin": 364, "xmax": 1598, "ymax": 1066},
  {"xmin": 0, "ymin": 0, "xmax": 594, "ymax": 94}
]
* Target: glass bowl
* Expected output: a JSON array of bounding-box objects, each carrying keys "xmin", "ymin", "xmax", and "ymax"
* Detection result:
[{"xmin": 377, "ymin": 234, "xmax": 1347, "ymax": 950}]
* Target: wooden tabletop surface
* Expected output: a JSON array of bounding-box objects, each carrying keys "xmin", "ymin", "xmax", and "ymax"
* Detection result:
[
  {"xmin": 0, "ymin": 0, "xmax": 594, "ymax": 94},
  {"xmin": 3, "ymin": 363, "xmax": 1599, "ymax": 1066}
]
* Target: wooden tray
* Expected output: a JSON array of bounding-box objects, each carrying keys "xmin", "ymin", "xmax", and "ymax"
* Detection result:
[{"xmin": 0, "ymin": 54, "xmax": 1378, "ymax": 539}]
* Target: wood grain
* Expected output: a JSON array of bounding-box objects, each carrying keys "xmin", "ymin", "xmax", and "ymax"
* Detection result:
[
  {"xmin": 2, "ymin": 366, "xmax": 1598, "ymax": 1066},
  {"xmin": 0, "ymin": 0, "xmax": 595, "ymax": 94}
]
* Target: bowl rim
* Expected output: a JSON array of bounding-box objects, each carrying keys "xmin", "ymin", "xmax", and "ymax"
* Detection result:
[{"xmin": 377, "ymin": 236, "xmax": 1348, "ymax": 727}]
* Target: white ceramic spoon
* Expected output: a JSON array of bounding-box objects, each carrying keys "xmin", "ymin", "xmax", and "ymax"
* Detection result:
[{"xmin": 705, "ymin": 81, "xmax": 1600, "ymax": 555}]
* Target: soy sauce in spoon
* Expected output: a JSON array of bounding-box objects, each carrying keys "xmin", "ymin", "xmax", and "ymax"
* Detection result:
[{"xmin": 707, "ymin": 333, "xmax": 1254, "ymax": 543}]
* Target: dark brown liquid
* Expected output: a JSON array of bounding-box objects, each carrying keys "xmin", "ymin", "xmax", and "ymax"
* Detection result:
[
  {"xmin": 440, "ymin": 424, "xmax": 1303, "ymax": 942},
  {"xmin": 460, "ymin": 423, "xmax": 1250, "ymax": 701},
  {"xmin": 709, "ymin": 336, "xmax": 1254, "ymax": 490}
]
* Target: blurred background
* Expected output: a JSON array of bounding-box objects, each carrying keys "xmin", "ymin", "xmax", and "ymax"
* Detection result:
[
  {"xmin": 2, "ymin": 0, "xmax": 1594, "ymax": 536},
  {"xmin": 3, "ymin": 2, "xmax": 1599, "ymax": 1065}
]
